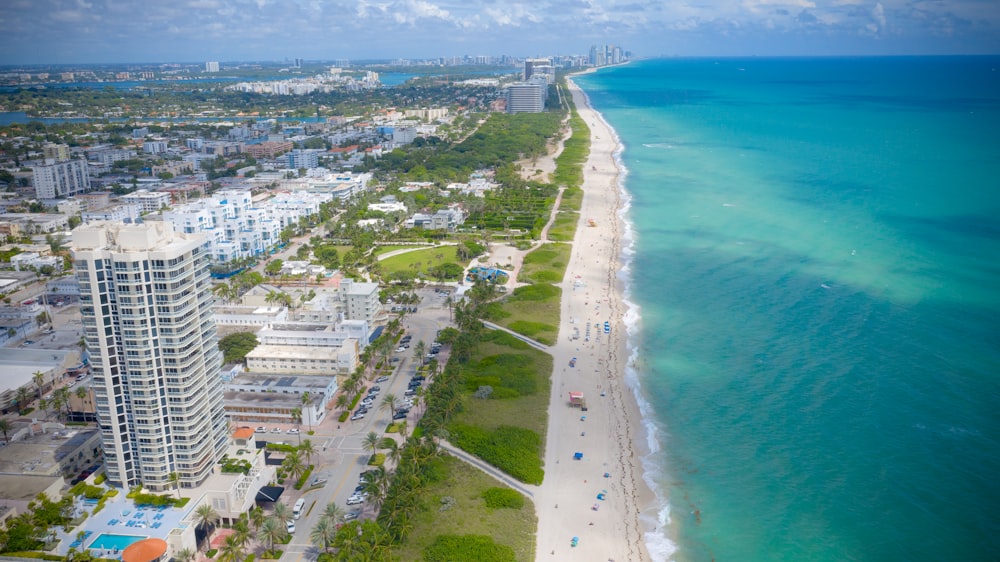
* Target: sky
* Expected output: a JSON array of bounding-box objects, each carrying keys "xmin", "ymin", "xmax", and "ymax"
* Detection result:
[{"xmin": 1, "ymin": 0, "xmax": 998, "ymax": 65}]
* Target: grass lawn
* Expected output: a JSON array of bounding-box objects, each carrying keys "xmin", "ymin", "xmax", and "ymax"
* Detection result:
[
  {"xmin": 373, "ymin": 244, "xmax": 424, "ymax": 256},
  {"xmin": 490, "ymin": 284, "xmax": 562, "ymax": 346},
  {"xmin": 546, "ymin": 211, "xmax": 580, "ymax": 242},
  {"xmin": 518, "ymin": 243, "xmax": 571, "ymax": 284},
  {"xmin": 389, "ymin": 455, "xmax": 537, "ymax": 562},
  {"xmin": 378, "ymin": 246, "xmax": 465, "ymax": 280}
]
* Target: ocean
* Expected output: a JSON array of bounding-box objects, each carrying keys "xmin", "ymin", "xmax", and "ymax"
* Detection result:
[{"xmin": 574, "ymin": 57, "xmax": 1000, "ymax": 562}]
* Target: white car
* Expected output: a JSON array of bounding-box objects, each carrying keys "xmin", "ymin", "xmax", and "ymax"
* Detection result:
[
  {"xmin": 271, "ymin": 427, "xmax": 282, "ymax": 433},
  {"xmin": 287, "ymin": 428, "xmax": 299, "ymax": 434},
  {"xmin": 375, "ymin": 376, "xmax": 389, "ymax": 383},
  {"xmin": 346, "ymin": 495, "xmax": 365, "ymax": 505},
  {"xmin": 286, "ymin": 520, "xmax": 295, "ymax": 534},
  {"xmin": 255, "ymin": 426, "xmax": 266, "ymax": 432},
  {"xmin": 342, "ymin": 512, "xmax": 360, "ymax": 522}
]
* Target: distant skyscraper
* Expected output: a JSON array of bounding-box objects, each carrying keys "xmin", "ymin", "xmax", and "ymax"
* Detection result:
[
  {"xmin": 524, "ymin": 58, "xmax": 551, "ymax": 81},
  {"xmin": 205, "ymin": 61, "xmax": 220, "ymax": 73},
  {"xmin": 72, "ymin": 221, "xmax": 227, "ymax": 492}
]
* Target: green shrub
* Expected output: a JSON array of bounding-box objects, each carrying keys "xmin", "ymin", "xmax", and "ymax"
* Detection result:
[
  {"xmin": 94, "ymin": 473, "xmax": 106, "ymax": 485},
  {"xmin": 266, "ymin": 443, "xmax": 297, "ymax": 453},
  {"xmin": 3, "ymin": 552, "xmax": 65, "ymax": 560},
  {"xmin": 509, "ymin": 284, "xmax": 558, "ymax": 301},
  {"xmin": 368, "ymin": 453, "xmax": 385, "ymax": 466},
  {"xmin": 482, "ymin": 488, "xmax": 525, "ymax": 509},
  {"xmin": 338, "ymin": 411, "xmax": 349, "ymax": 423},
  {"xmin": 293, "ymin": 465, "xmax": 314, "ymax": 490},
  {"xmin": 448, "ymin": 424, "xmax": 544, "ymax": 485},
  {"xmin": 205, "ymin": 548, "xmax": 218, "ymax": 558},
  {"xmin": 423, "ymin": 535, "xmax": 517, "ymax": 562}
]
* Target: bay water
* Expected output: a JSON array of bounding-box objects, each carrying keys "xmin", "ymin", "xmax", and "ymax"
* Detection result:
[{"xmin": 575, "ymin": 57, "xmax": 1000, "ymax": 561}]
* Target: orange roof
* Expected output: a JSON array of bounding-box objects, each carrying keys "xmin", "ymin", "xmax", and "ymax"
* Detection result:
[
  {"xmin": 121, "ymin": 538, "xmax": 167, "ymax": 562},
  {"xmin": 233, "ymin": 427, "xmax": 255, "ymax": 440}
]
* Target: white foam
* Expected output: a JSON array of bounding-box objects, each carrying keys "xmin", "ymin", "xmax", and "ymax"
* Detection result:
[{"xmin": 608, "ymin": 115, "xmax": 679, "ymax": 562}]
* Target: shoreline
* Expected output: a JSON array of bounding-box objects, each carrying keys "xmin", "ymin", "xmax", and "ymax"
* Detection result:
[{"xmin": 533, "ymin": 70, "xmax": 658, "ymax": 561}]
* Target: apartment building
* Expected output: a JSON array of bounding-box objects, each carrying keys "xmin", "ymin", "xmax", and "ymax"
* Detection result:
[
  {"xmin": 71, "ymin": 221, "xmax": 227, "ymax": 492},
  {"xmin": 32, "ymin": 159, "xmax": 92, "ymax": 199}
]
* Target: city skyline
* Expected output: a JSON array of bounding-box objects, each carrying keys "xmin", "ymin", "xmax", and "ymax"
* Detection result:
[{"xmin": 1, "ymin": 0, "xmax": 997, "ymax": 65}]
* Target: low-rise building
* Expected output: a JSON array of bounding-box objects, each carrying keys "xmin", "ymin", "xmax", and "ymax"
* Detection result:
[
  {"xmin": 245, "ymin": 341, "xmax": 359, "ymax": 375},
  {"xmin": 224, "ymin": 373, "xmax": 333, "ymax": 426}
]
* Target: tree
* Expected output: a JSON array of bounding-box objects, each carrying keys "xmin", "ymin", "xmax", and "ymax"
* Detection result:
[
  {"xmin": 32, "ymin": 371, "xmax": 45, "ymax": 401},
  {"xmin": 322, "ymin": 501, "xmax": 344, "ymax": 522},
  {"xmin": 0, "ymin": 419, "xmax": 10, "ymax": 444},
  {"xmin": 282, "ymin": 451, "xmax": 306, "ymax": 485},
  {"xmin": 301, "ymin": 392, "xmax": 312, "ymax": 431},
  {"xmin": 217, "ymin": 533, "xmax": 245, "ymax": 562},
  {"xmin": 167, "ymin": 472, "xmax": 181, "ymax": 499},
  {"xmin": 217, "ymin": 332, "xmax": 259, "ymax": 363},
  {"xmin": 194, "ymin": 504, "xmax": 220, "ymax": 550},
  {"xmin": 299, "ymin": 439, "xmax": 316, "ymax": 467},
  {"xmin": 256, "ymin": 516, "xmax": 286, "ymax": 556},
  {"xmin": 15, "ymin": 387, "xmax": 31, "ymax": 413},
  {"xmin": 310, "ymin": 516, "xmax": 337, "ymax": 554},
  {"xmin": 362, "ymin": 431, "xmax": 381, "ymax": 459},
  {"xmin": 271, "ymin": 501, "xmax": 292, "ymax": 527},
  {"xmin": 175, "ymin": 548, "xmax": 195, "ymax": 562},
  {"xmin": 265, "ymin": 259, "xmax": 283, "ymax": 276},
  {"xmin": 380, "ymin": 393, "xmax": 400, "ymax": 417},
  {"xmin": 290, "ymin": 407, "xmax": 302, "ymax": 445}
]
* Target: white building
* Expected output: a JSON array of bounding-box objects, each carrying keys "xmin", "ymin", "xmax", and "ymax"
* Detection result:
[
  {"xmin": 71, "ymin": 221, "xmax": 227, "ymax": 492},
  {"xmin": 122, "ymin": 190, "xmax": 173, "ymax": 213},
  {"xmin": 206, "ymin": 61, "xmax": 220, "ymax": 73},
  {"xmin": 32, "ymin": 159, "xmax": 91, "ymax": 199},
  {"xmin": 339, "ymin": 278, "xmax": 380, "ymax": 325},
  {"xmin": 81, "ymin": 204, "xmax": 141, "ymax": 224},
  {"xmin": 506, "ymin": 81, "xmax": 547, "ymax": 114},
  {"xmin": 245, "ymin": 342, "xmax": 359, "ymax": 375},
  {"xmin": 143, "ymin": 140, "xmax": 168, "ymax": 154}
]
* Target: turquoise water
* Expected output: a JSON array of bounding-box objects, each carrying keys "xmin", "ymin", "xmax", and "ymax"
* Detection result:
[
  {"xmin": 88, "ymin": 533, "xmax": 145, "ymax": 551},
  {"xmin": 575, "ymin": 58, "xmax": 1000, "ymax": 561}
]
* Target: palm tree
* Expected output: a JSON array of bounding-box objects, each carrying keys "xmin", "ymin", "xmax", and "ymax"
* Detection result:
[
  {"xmin": 322, "ymin": 502, "xmax": 343, "ymax": 522},
  {"xmin": 249, "ymin": 506, "xmax": 266, "ymax": 532},
  {"xmin": 194, "ymin": 504, "xmax": 220, "ymax": 550},
  {"xmin": 362, "ymin": 431, "xmax": 381, "ymax": 461},
  {"xmin": 379, "ymin": 393, "xmax": 399, "ymax": 417},
  {"xmin": 231, "ymin": 518, "xmax": 251, "ymax": 551},
  {"xmin": 310, "ymin": 516, "xmax": 337, "ymax": 554},
  {"xmin": 256, "ymin": 517, "xmax": 286, "ymax": 556},
  {"xmin": 0, "ymin": 419, "xmax": 10, "ymax": 444},
  {"xmin": 32, "ymin": 371, "xmax": 45, "ymax": 401},
  {"xmin": 300, "ymin": 392, "xmax": 312, "ymax": 431},
  {"xmin": 335, "ymin": 393, "xmax": 350, "ymax": 415},
  {"xmin": 175, "ymin": 548, "xmax": 195, "ymax": 562},
  {"xmin": 271, "ymin": 501, "xmax": 292, "ymax": 527},
  {"xmin": 384, "ymin": 439, "xmax": 401, "ymax": 466},
  {"xmin": 15, "ymin": 387, "xmax": 31, "ymax": 414},
  {"xmin": 413, "ymin": 340, "xmax": 426, "ymax": 362},
  {"xmin": 282, "ymin": 451, "xmax": 307, "ymax": 486},
  {"xmin": 299, "ymin": 439, "xmax": 316, "ymax": 467},
  {"xmin": 167, "ymin": 472, "xmax": 181, "ymax": 499},
  {"xmin": 290, "ymin": 407, "xmax": 302, "ymax": 445},
  {"xmin": 74, "ymin": 386, "xmax": 88, "ymax": 414},
  {"xmin": 217, "ymin": 533, "xmax": 245, "ymax": 562}
]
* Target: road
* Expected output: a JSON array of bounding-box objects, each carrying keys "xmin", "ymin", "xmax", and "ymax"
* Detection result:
[{"xmin": 277, "ymin": 286, "xmax": 454, "ymax": 561}]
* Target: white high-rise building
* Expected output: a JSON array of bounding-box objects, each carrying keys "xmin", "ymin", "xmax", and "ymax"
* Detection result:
[
  {"xmin": 506, "ymin": 81, "xmax": 547, "ymax": 114},
  {"xmin": 32, "ymin": 159, "xmax": 91, "ymax": 199},
  {"xmin": 72, "ymin": 221, "xmax": 227, "ymax": 492},
  {"xmin": 206, "ymin": 61, "xmax": 220, "ymax": 73}
]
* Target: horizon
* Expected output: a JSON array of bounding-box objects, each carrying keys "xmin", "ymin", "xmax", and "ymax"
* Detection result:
[{"xmin": 2, "ymin": 1, "xmax": 998, "ymax": 66}]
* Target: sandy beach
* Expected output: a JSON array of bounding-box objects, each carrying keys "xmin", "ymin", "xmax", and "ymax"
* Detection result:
[{"xmin": 533, "ymin": 72, "xmax": 655, "ymax": 561}]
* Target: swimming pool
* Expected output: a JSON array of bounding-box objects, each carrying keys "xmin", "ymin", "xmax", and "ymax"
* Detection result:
[{"xmin": 88, "ymin": 534, "xmax": 145, "ymax": 551}]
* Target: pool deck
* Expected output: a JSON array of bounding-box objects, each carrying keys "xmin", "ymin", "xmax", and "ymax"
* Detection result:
[{"xmin": 56, "ymin": 488, "xmax": 192, "ymax": 558}]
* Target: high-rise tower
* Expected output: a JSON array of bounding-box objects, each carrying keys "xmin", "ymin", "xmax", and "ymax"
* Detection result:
[{"xmin": 72, "ymin": 221, "xmax": 227, "ymax": 492}]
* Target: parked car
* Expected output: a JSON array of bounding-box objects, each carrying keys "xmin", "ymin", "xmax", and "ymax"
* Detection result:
[
  {"xmin": 342, "ymin": 512, "xmax": 360, "ymax": 522},
  {"xmin": 286, "ymin": 520, "xmax": 295, "ymax": 534},
  {"xmin": 346, "ymin": 495, "xmax": 365, "ymax": 505},
  {"xmin": 395, "ymin": 347, "xmax": 407, "ymax": 353},
  {"xmin": 393, "ymin": 411, "xmax": 408, "ymax": 420},
  {"xmin": 272, "ymin": 427, "xmax": 282, "ymax": 433},
  {"xmin": 350, "ymin": 412, "xmax": 366, "ymax": 421},
  {"xmin": 404, "ymin": 389, "xmax": 416, "ymax": 396},
  {"xmin": 368, "ymin": 386, "xmax": 381, "ymax": 393},
  {"xmin": 412, "ymin": 374, "xmax": 426, "ymax": 381},
  {"xmin": 256, "ymin": 426, "xmax": 267, "ymax": 432},
  {"xmin": 287, "ymin": 428, "xmax": 299, "ymax": 434},
  {"xmin": 375, "ymin": 376, "xmax": 389, "ymax": 383}
]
